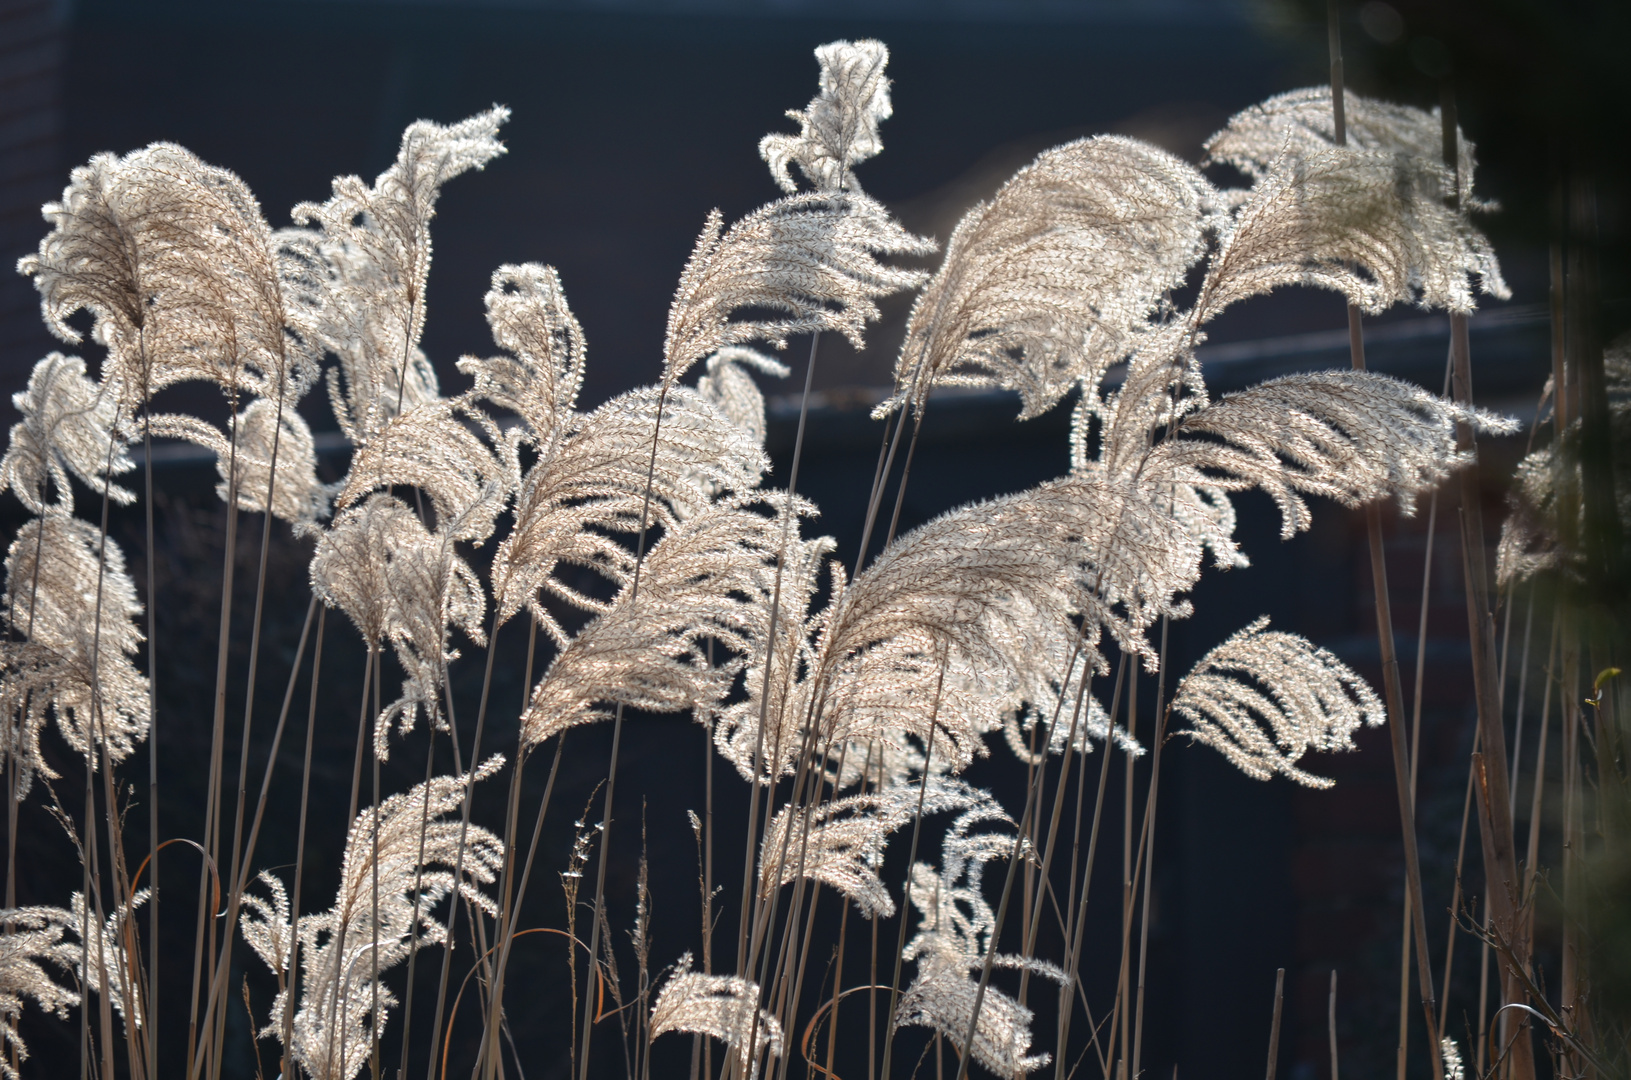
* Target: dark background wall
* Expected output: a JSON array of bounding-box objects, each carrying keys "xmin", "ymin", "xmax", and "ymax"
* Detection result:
[{"xmin": 0, "ymin": 1, "xmax": 1620, "ymax": 1078}]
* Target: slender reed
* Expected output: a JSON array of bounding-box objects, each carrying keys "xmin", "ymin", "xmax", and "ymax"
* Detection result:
[
  {"xmin": 876, "ymin": 724, "xmax": 939, "ymax": 1080},
  {"xmin": 1329, "ymin": 971, "xmax": 1339, "ymax": 1080},
  {"xmin": 187, "ymin": 397, "xmax": 243, "ymax": 1080},
  {"xmin": 734, "ymin": 331, "xmax": 822, "ymax": 986},
  {"xmin": 197, "ymin": 384, "xmax": 291, "ymax": 1080},
  {"xmin": 141, "ymin": 389, "xmax": 159, "ymax": 1080},
  {"xmin": 1518, "ymin": 618, "xmax": 1557, "ymax": 960},
  {"xmin": 425, "ymin": 611, "xmax": 502, "ymax": 1080},
  {"xmin": 280, "ymin": 606, "xmax": 327, "ymax": 1080},
  {"xmin": 1116, "ymin": 669, "xmax": 1137, "ymax": 1080},
  {"xmin": 1437, "ymin": 729, "xmax": 1480, "ymax": 1043},
  {"xmin": 1442, "ymin": 84, "xmax": 1533, "ymax": 1080},
  {"xmin": 1265, "ymin": 968, "xmax": 1285, "ymax": 1080},
  {"xmin": 1055, "ymin": 656, "xmax": 1129, "ymax": 1080},
  {"xmin": 1327, "ymin": 11, "xmax": 1443, "ymax": 1074},
  {"xmin": 1130, "ymin": 619, "xmax": 1173, "ymax": 1080}
]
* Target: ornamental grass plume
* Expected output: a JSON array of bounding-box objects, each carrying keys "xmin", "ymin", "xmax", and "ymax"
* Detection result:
[
  {"xmin": 238, "ymin": 760, "xmax": 504, "ymax": 1080},
  {"xmin": 0, "ymin": 907, "xmax": 82, "ymax": 1080},
  {"xmin": 0, "ymin": 32, "xmax": 1545, "ymax": 1080}
]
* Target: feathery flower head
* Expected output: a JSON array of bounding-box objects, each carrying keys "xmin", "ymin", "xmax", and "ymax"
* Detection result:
[
  {"xmin": 2, "ymin": 515, "xmax": 149, "ymax": 796},
  {"xmin": 650, "ymin": 953, "xmax": 783, "ymax": 1077},
  {"xmin": 0, "ymin": 907, "xmax": 82, "ymax": 1080},
  {"xmin": 760, "ymin": 39, "xmax": 892, "ymax": 194},
  {"xmin": 1171, "ymin": 617, "xmax": 1384, "ymax": 788},
  {"xmin": 241, "ymin": 758, "xmax": 505, "ymax": 1080},
  {"xmin": 0, "ymin": 353, "xmax": 132, "ymax": 515}
]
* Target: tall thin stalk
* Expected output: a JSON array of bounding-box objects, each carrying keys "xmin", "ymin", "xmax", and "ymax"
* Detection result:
[
  {"xmin": 476, "ymin": 618, "xmax": 555, "ymax": 1080},
  {"xmin": 875, "ymin": 722, "xmax": 939, "ymax": 1080},
  {"xmin": 280, "ymin": 605, "xmax": 327, "ymax": 1080},
  {"xmin": 1130, "ymin": 619, "xmax": 1173, "ymax": 1080},
  {"xmin": 1440, "ymin": 85, "xmax": 1534, "ymax": 1080},
  {"xmin": 1438, "ymin": 728, "xmax": 1480, "ymax": 1042},
  {"xmin": 1328, "ymin": 971, "xmax": 1340, "ymax": 1080},
  {"xmin": 141, "ymin": 388, "xmax": 159, "ymax": 1080},
  {"xmin": 1265, "ymin": 968, "xmax": 1285, "ymax": 1080},
  {"xmin": 1116, "ymin": 668, "xmax": 1137, "ymax": 1080},
  {"xmin": 84, "ymin": 417, "xmax": 125, "ymax": 1080},
  {"xmin": 186, "ymin": 391, "xmax": 244, "ymax": 1080},
  {"xmin": 1520, "ymin": 618, "xmax": 1558, "ymax": 946},
  {"xmin": 734, "ymin": 330, "xmax": 823, "ymax": 989},
  {"xmin": 1326, "ymin": 12, "xmax": 1443, "ymax": 1076},
  {"xmin": 425, "ymin": 611, "xmax": 502, "ymax": 1080},
  {"xmin": 1400, "ymin": 351, "xmax": 1452, "ymax": 1080},
  {"xmin": 1055, "ymin": 656, "xmax": 1129, "ymax": 1080},
  {"xmin": 198, "ymin": 382, "xmax": 290, "ymax": 1080},
  {"xmin": 952, "ymin": 643, "xmax": 1112, "ymax": 1080}
]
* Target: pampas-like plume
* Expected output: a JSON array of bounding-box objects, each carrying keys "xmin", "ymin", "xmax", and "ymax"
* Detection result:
[
  {"xmin": 1145, "ymin": 370, "xmax": 1520, "ymax": 538},
  {"xmin": 696, "ymin": 347, "xmax": 790, "ymax": 449},
  {"xmin": 146, "ymin": 399, "xmax": 327, "ymax": 528},
  {"xmin": 290, "ymin": 108, "xmax": 508, "ymax": 445},
  {"xmin": 879, "ymin": 136, "xmax": 1214, "ymax": 420},
  {"xmin": 649, "ymin": 953, "xmax": 783, "ymax": 1076},
  {"xmin": 0, "ymin": 907, "xmax": 82, "ymax": 1080},
  {"xmin": 458, "ymin": 263, "xmax": 587, "ymax": 447},
  {"xmin": 308, "ymin": 493, "xmax": 486, "ymax": 756},
  {"xmin": 757, "ymin": 777, "xmax": 991, "ymax": 918},
  {"xmin": 895, "ymin": 800, "xmax": 1061, "ymax": 1076},
  {"xmin": 1, "ymin": 515, "xmax": 149, "ymax": 795},
  {"xmin": 335, "ymin": 396, "xmax": 508, "ymax": 543},
  {"xmin": 1204, "ymin": 87, "xmax": 1485, "ymax": 212},
  {"xmin": 760, "ymin": 39, "xmax": 892, "ymax": 195},
  {"xmin": 663, "ymin": 193, "xmax": 933, "ymax": 383},
  {"xmin": 1193, "ymin": 143, "xmax": 1506, "ymax": 319},
  {"xmin": 0, "ymin": 354, "xmax": 132, "ymax": 515},
  {"xmin": 464, "ymin": 264, "xmax": 768, "ymax": 632},
  {"xmin": 999, "ymin": 641, "xmax": 1141, "ymax": 764},
  {"xmin": 711, "ymin": 520, "xmax": 834, "ymax": 783},
  {"xmin": 1496, "ymin": 341, "xmax": 1631, "ymax": 586},
  {"xmin": 488, "ymin": 385, "xmax": 768, "ymax": 637},
  {"xmin": 821, "ymin": 473, "xmax": 1198, "ymax": 684},
  {"xmin": 19, "ymin": 142, "xmax": 313, "ymax": 409},
  {"xmin": 1495, "ymin": 440, "xmax": 1564, "ymax": 588},
  {"xmin": 239, "ymin": 758, "xmax": 505, "ymax": 1080},
  {"xmin": 1170, "ymin": 617, "xmax": 1384, "ymax": 788},
  {"xmin": 518, "ymin": 501, "xmax": 783, "ymax": 748},
  {"xmin": 65, "ymin": 890, "xmax": 149, "ymax": 1036},
  {"xmin": 1441, "ymin": 1037, "xmax": 1467, "ymax": 1080},
  {"xmin": 719, "ymin": 472, "xmax": 1196, "ymax": 784}
]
